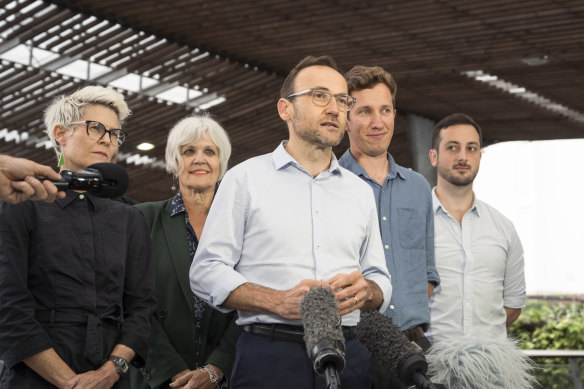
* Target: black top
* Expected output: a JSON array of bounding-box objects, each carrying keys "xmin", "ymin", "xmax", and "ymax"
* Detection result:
[{"xmin": 0, "ymin": 191, "xmax": 156, "ymax": 377}]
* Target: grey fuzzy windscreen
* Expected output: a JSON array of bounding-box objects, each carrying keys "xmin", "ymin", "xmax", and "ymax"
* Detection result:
[
  {"xmin": 355, "ymin": 310, "xmax": 416, "ymax": 371},
  {"xmin": 300, "ymin": 286, "xmax": 344, "ymax": 356}
]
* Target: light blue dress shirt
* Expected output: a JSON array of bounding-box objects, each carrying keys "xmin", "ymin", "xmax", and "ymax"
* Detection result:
[
  {"xmin": 190, "ymin": 142, "xmax": 392, "ymax": 327},
  {"xmin": 427, "ymin": 188, "xmax": 526, "ymax": 342},
  {"xmin": 339, "ymin": 150, "xmax": 439, "ymax": 331}
]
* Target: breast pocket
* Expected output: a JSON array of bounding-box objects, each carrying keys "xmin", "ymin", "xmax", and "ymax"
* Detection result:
[{"xmin": 398, "ymin": 207, "xmax": 426, "ymax": 249}]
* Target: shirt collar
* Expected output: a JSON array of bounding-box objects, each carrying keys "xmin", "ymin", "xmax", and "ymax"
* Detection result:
[
  {"xmin": 272, "ymin": 141, "xmax": 342, "ymax": 176},
  {"xmin": 432, "ymin": 186, "xmax": 480, "ymax": 217},
  {"xmin": 169, "ymin": 191, "xmax": 186, "ymax": 217},
  {"xmin": 340, "ymin": 149, "xmax": 406, "ymax": 182},
  {"xmin": 387, "ymin": 153, "xmax": 407, "ymax": 180},
  {"xmin": 55, "ymin": 190, "xmax": 97, "ymax": 210}
]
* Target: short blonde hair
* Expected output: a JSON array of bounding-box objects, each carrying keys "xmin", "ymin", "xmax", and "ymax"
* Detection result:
[
  {"xmin": 44, "ymin": 86, "xmax": 131, "ymax": 157},
  {"xmin": 165, "ymin": 115, "xmax": 232, "ymax": 181}
]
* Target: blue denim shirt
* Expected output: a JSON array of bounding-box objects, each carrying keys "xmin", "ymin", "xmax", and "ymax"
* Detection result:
[{"xmin": 339, "ymin": 150, "xmax": 439, "ymax": 331}]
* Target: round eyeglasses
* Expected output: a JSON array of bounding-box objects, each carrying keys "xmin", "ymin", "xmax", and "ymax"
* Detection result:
[
  {"xmin": 68, "ymin": 120, "xmax": 127, "ymax": 146},
  {"xmin": 286, "ymin": 88, "xmax": 356, "ymax": 112}
]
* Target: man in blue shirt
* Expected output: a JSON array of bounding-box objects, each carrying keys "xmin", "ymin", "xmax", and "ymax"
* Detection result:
[
  {"xmin": 190, "ymin": 56, "xmax": 391, "ymax": 389},
  {"xmin": 338, "ymin": 66, "xmax": 439, "ymax": 388}
]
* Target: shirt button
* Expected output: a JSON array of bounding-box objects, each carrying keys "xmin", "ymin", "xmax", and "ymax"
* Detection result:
[
  {"xmin": 390, "ymin": 305, "xmax": 395, "ymax": 310},
  {"xmin": 382, "ymin": 216, "xmax": 387, "ymax": 221},
  {"xmin": 384, "ymin": 244, "xmax": 389, "ymax": 249},
  {"xmin": 79, "ymin": 194, "xmax": 85, "ymax": 199}
]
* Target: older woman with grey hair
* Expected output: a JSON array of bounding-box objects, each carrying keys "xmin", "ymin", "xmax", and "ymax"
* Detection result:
[{"xmin": 131, "ymin": 115, "xmax": 237, "ymax": 389}]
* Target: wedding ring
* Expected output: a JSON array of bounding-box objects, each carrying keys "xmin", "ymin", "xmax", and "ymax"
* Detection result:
[{"xmin": 354, "ymin": 296, "xmax": 359, "ymax": 304}]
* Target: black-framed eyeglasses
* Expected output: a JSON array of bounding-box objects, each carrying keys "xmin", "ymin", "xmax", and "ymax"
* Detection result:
[
  {"xmin": 286, "ymin": 88, "xmax": 356, "ymax": 112},
  {"xmin": 68, "ymin": 120, "xmax": 127, "ymax": 146}
]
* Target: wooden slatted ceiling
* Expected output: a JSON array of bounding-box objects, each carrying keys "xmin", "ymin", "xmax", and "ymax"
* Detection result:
[{"xmin": 1, "ymin": 0, "xmax": 583, "ymax": 202}]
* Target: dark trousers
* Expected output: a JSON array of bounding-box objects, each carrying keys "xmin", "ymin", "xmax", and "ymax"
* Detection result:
[{"xmin": 231, "ymin": 332, "xmax": 372, "ymax": 389}]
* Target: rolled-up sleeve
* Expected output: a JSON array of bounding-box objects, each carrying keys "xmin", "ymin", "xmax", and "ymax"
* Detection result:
[
  {"xmin": 360, "ymin": 192, "xmax": 392, "ymax": 313},
  {"xmin": 190, "ymin": 169, "xmax": 249, "ymax": 312},
  {"xmin": 503, "ymin": 226, "xmax": 526, "ymax": 309}
]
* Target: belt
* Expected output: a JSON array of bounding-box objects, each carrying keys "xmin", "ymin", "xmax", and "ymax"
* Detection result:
[
  {"xmin": 36, "ymin": 309, "xmax": 122, "ymax": 365},
  {"xmin": 403, "ymin": 326, "xmax": 426, "ymax": 342},
  {"xmin": 241, "ymin": 323, "xmax": 356, "ymax": 344}
]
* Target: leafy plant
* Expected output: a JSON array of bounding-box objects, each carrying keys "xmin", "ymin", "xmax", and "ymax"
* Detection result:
[{"xmin": 509, "ymin": 299, "xmax": 584, "ymax": 389}]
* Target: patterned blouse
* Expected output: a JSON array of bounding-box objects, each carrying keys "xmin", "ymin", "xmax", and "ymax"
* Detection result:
[{"xmin": 169, "ymin": 191, "xmax": 206, "ymax": 364}]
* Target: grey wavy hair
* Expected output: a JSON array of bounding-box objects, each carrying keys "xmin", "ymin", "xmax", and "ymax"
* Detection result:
[
  {"xmin": 165, "ymin": 115, "xmax": 232, "ymax": 181},
  {"xmin": 44, "ymin": 86, "xmax": 131, "ymax": 158}
]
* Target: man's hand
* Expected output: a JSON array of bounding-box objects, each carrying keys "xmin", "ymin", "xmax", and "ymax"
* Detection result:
[
  {"xmin": 0, "ymin": 155, "xmax": 64, "ymax": 204},
  {"xmin": 61, "ymin": 362, "xmax": 118, "ymax": 389},
  {"xmin": 329, "ymin": 271, "xmax": 383, "ymax": 315},
  {"xmin": 169, "ymin": 365, "xmax": 223, "ymax": 389},
  {"xmin": 222, "ymin": 280, "xmax": 331, "ymax": 321},
  {"xmin": 274, "ymin": 279, "xmax": 332, "ymax": 320}
]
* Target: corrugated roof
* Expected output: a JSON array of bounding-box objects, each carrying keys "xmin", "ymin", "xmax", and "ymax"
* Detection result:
[{"xmin": 1, "ymin": 0, "xmax": 583, "ymax": 201}]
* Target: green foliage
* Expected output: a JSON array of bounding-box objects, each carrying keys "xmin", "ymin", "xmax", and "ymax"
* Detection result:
[{"xmin": 509, "ymin": 299, "xmax": 584, "ymax": 388}]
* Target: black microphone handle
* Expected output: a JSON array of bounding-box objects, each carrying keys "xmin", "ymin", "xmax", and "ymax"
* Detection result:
[
  {"xmin": 324, "ymin": 364, "xmax": 341, "ymax": 389},
  {"xmin": 412, "ymin": 371, "xmax": 445, "ymax": 389},
  {"xmin": 51, "ymin": 180, "xmax": 73, "ymax": 191}
]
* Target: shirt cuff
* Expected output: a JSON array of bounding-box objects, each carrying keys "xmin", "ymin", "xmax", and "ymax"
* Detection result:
[
  {"xmin": 503, "ymin": 294, "xmax": 526, "ymax": 309},
  {"xmin": 365, "ymin": 273, "xmax": 392, "ymax": 313},
  {"xmin": 208, "ymin": 270, "xmax": 249, "ymax": 313}
]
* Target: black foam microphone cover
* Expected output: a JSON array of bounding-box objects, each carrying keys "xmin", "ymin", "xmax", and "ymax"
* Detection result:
[
  {"xmin": 87, "ymin": 163, "xmax": 129, "ymax": 198},
  {"xmin": 300, "ymin": 286, "xmax": 346, "ymax": 375},
  {"xmin": 356, "ymin": 311, "xmax": 440, "ymax": 388}
]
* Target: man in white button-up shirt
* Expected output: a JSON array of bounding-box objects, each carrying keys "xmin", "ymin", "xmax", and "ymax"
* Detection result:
[
  {"xmin": 190, "ymin": 56, "xmax": 391, "ymax": 389},
  {"xmin": 426, "ymin": 113, "xmax": 526, "ymax": 343}
]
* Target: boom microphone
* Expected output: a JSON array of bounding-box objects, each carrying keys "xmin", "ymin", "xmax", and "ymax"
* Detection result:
[
  {"xmin": 300, "ymin": 287, "xmax": 346, "ymax": 389},
  {"xmin": 46, "ymin": 163, "xmax": 129, "ymax": 198},
  {"xmin": 425, "ymin": 335, "xmax": 536, "ymax": 389},
  {"xmin": 356, "ymin": 311, "xmax": 442, "ymax": 389}
]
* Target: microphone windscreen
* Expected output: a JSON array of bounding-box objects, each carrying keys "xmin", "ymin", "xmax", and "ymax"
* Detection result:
[
  {"xmin": 87, "ymin": 163, "xmax": 129, "ymax": 198},
  {"xmin": 300, "ymin": 287, "xmax": 345, "ymax": 369},
  {"xmin": 355, "ymin": 310, "xmax": 418, "ymax": 371},
  {"xmin": 426, "ymin": 335, "xmax": 536, "ymax": 389}
]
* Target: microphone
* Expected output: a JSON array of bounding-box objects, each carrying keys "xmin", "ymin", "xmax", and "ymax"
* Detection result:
[
  {"xmin": 47, "ymin": 163, "xmax": 129, "ymax": 198},
  {"xmin": 356, "ymin": 311, "xmax": 442, "ymax": 389},
  {"xmin": 300, "ymin": 287, "xmax": 346, "ymax": 389},
  {"xmin": 425, "ymin": 335, "xmax": 536, "ymax": 389}
]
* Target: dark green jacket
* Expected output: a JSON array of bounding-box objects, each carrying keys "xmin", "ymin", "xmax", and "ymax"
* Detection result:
[{"xmin": 130, "ymin": 198, "xmax": 238, "ymax": 388}]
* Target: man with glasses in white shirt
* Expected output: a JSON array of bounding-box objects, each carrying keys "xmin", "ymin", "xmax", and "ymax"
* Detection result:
[
  {"xmin": 426, "ymin": 113, "xmax": 526, "ymax": 344},
  {"xmin": 190, "ymin": 56, "xmax": 391, "ymax": 389}
]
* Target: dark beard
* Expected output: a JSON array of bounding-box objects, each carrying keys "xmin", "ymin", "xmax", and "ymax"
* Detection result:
[{"xmin": 438, "ymin": 165, "xmax": 477, "ymax": 186}]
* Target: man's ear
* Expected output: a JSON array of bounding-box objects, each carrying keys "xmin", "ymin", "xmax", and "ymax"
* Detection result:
[
  {"xmin": 277, "ymin": 98, "xmax": 292, "ymax": 121},
  {"xmin": 429, "ymin": 149, "xmax": 438, "ymax": 167}
]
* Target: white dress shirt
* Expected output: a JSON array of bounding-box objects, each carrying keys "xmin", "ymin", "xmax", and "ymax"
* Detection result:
[
  {"xmin": 190, "ymin": 142, "xmax": 392, "ymax": 326},
  {"xmin": 427, "ymin": 188, "xmax": 526, "ymax": 342}
]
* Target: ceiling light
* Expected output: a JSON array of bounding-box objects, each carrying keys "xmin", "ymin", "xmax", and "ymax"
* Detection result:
[{"xmin": 137, "ymin": 142, "xmax": 155, "ymax": 151}]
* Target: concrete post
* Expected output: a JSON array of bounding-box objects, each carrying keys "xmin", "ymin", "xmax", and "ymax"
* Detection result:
[{"xmin": 407, "ymin": 113, "xmax": 436, "ymax": 187}]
